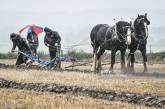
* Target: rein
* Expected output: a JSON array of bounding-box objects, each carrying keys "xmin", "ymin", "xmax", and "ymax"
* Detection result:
[
  {"xmin": 100, "ymin": 25, "xmax": 130, "ymax": 48},
  {"xmin": 129, "ymin": 20, "xmax": 149, "ymax": 55},
  {"xmin": 116, "ymin": 25, "xmax": 132, "ymax": 45}
]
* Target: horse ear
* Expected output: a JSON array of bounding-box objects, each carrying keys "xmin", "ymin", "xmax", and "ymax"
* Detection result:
[
  {"xmin": 138, "ymin": 14, "xmax": 140, "ymax": 17},
  {"xmin": 145, "ymin": 13, "xmax": 147, "ymax": 17}
]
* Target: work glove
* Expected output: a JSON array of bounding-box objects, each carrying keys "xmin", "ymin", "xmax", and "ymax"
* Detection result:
[
  {"xmin": 46, "ymin": 43, "xmax": 50, "ymax": 47},
  {"xmin": 54, "ymin": 43, "xmax": 59, "ymax": 47},
  {"xmin": 11, "ymin": 49, "xmax": 14, "ymax": 52}
]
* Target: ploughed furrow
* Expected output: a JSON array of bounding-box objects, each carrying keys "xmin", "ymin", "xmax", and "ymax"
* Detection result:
[
  {"xmin": 0, "ymin": 78, "xmax": 164, "ymax": 108},
  {"xmin": 0, "ymin": 63, "xmax": 92, "ymax": 73}
]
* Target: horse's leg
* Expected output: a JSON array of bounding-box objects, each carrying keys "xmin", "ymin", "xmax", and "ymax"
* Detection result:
[
  {"xmin": 130, "ymin": 53, "xmax": 135, "ymax": 73},
  {"xmin": 91, "ymin": 45, "xmax": 98, "ymax": 72},
  {"xmin": 109, "ymin": 49, "xmax": 117, "ymax": 73},
  {"xmin": 97, "ymin": 56, "xmax": 102, "ymax": 70},
  {"xmin": 120, "ymin": 49, "xmax": 126, "ymax": 73},
  {"xmin": 96, "ymin": 48, "xmax": 105, "ymax": 73},
  {"xmin": 91, "ymin": 53, "xmax": 97, "ymax": 71},
  {"xmin": 127, "ymin": 53, "xmax": 131, "ymax": 72},
  {"xmin": 140, "ymin": 47, "xmax": 148, "ymax": 72}
]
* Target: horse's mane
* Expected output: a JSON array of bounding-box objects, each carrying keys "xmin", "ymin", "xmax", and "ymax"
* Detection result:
[
  {"xmin": 133, "ymin": 15, "xmax": 146, "ymax": 28},
  {"xmin": 116, "ymin": 21, "xmax": 130, "ymax": 33}
]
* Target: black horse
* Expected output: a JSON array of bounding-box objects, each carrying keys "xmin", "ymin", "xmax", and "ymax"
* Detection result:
[
  {"xmin": 90, "ymin": 21, "xmax": 132, "ymax": 73},
  {"xmin": 127, "ymin": 13, "xmax": 150, "ymax": 72}
]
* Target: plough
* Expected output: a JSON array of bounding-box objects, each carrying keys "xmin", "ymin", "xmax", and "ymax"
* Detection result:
[{"xmin": 14, "ymin": 50, "xmax": 62, "ymax": 69}]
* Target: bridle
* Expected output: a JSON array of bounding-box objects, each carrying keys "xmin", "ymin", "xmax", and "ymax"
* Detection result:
[
  {"xmin": 134, "ymin": 17, "xmax": 149, "ymax": 41},
  {"xmin": 94, "ymin": 23, "xmax": 132, "ymax": 49},
  {"xmin": 131, "ymin": 17, "xmax": 150, "ymax": 51},
  {"xmin": 115, "ymin": 25, "xmax": 132, "ymax": 45}
]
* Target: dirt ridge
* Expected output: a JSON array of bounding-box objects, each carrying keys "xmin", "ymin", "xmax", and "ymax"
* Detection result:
[
  {"xmin": 0, "ymin": 78, "xmax": 164, "ymax": 108},
  {"xmin": 0, "ymin": 63, "xmax": 92, "ymax": 73}
]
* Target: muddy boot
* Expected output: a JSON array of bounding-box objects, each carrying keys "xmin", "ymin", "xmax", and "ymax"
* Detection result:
[{"xmin": 26, "ymin": 59, "xmax": 33, "ymax": 68}]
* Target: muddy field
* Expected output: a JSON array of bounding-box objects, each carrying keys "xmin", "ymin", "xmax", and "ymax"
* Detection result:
[{"xmin": 0, "ymin": 59, "xmax": 165, "ymax": 109}]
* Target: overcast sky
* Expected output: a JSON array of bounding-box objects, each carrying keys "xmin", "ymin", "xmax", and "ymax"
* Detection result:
[
  {"xmin": 0, "ymin": 0, "xmax": 165, "ymax": 53},
  {"xmin": 1, "ymin": 0, "xmax": 165, "ymax": 12}
]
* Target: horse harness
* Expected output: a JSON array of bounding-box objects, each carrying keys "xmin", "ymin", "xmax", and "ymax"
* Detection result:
[
  {"xmin": 101, "ymin": 24, "xmax": 130, "ymax": 49},
  {"xmin": 129, "ymin": 22, "xmax": 149, "ymax": 55}
]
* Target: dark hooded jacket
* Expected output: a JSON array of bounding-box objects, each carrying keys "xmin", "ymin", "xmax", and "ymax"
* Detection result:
[
  {"xmin": 10, "ymin": 33, "xmax": 31, "ymax": 53},
  {"xmin": 44, "ymin": 27, "xmax": 61, "ymax": 51},
  {"xmin": 27, "ymin": 31, "xmax": 38, "ymax": 46},
  {"xmin": 10, "ymin": 33, "xmax": 31, "ymax": 65}
]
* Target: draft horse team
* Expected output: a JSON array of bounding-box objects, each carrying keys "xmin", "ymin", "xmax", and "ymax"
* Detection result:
[
  {"xmin": 10, "ymin": 13, "xmax": 150, "ymax": 73},
  {"xmin": 90, "ymin": 13, "xmax": 150, "ymax": 73}
]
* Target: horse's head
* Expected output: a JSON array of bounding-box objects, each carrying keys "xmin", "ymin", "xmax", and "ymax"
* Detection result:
[
  {"xmin": 134, "ymin": 13, "xmax": 150, "ymax": 38},
  {"xmin": 136, "ymin": 13, "xmax": 150, "ymax": 26},
  {"xmin": 116, "ymin": 21, "xmax": 132, "ymax": 45}
]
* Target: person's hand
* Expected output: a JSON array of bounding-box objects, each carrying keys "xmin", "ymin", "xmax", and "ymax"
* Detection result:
[
  {"xmin": 46, "ymin": 43, "xmax": 50, "ymax": 47},
  {"xmin": 54, "ymin": 43, "xmax": 58, "ymax": 47},
  {"xmin": 11, "ymin": 49, "xmax": 14, "ymax": 52}
]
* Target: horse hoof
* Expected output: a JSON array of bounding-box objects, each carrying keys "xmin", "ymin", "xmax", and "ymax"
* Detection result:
[
  {"xmin": 143, "ymin": 69, "xmax": 148, "ymax": 73},
  {"xmin": 127, "ymin": 68, "xmax": 134, "ymax": 73},
  {"xmin": 91, "ymin": 65, "xmax": 96, "ymax": 71},
  {"xmin": 131, "ymin": 70, "xmax": 135, "ymax": 73},
  {"xmin": 96, "ymin": 67, "xmax": 102, "ymax": 73},
  {"xmin": 95, "ymin": 69, "xmax": 101, "ymax": 73},
  {"xmin": 90, "ymin": 68, "xmax": 95, "ymax": 72},
  {"xmin": 121, "ymin": 68, "xmax": 127, "ymax": 74},
  {"xmin": 125, "ymin": 68, "xmax": 131, "ymax": 74},
  {"xmin": 108, "ymin": 70, "xmax": 115, "ymax": 74}
]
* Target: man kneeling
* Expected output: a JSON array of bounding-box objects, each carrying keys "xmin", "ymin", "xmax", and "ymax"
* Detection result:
[{"xmin": 10, "ymin": 33, "xmax": 32, "ymax": 66}]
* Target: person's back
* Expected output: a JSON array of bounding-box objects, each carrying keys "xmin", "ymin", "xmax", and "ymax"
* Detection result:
[
  {"xmin": 10, "ymin": 33, "xmax": 31, "ymax": 65},
  {"xmin": 10, "ymin": 33, "xmax": 31, "ymax": 52},
  {"xmin": 27, "ymin": 32, "xmax": 38, "ymax": 44},
  {"xmin": 44, "ymin": 27, "xmax": 61, "ymax": 61},
  {"xmin": 44, "ymin": 27, "xmax": 61, "ymax": 51},
  {"xmin": 51, "ymin": 31, "xmax": 61, "ymax": 44},
  {"xmin": 27, "ymin": 31, "xmax": 39, "ymax": 55}
]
